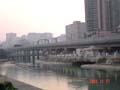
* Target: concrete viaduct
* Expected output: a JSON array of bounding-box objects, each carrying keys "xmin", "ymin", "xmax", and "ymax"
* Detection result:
[{"xmin": 5, "ymin": 37, "xmax": 120, "ymax": 64}]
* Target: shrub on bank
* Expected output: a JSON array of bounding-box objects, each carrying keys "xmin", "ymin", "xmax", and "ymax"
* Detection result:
[{"xmin": 0, "ymin": 81, "xmax": 17, "ymax": 90}]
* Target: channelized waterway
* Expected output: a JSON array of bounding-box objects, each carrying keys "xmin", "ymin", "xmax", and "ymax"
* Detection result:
[{"xmin": 0, "ymin": 62, "xmax": 120, "ymax": 90}]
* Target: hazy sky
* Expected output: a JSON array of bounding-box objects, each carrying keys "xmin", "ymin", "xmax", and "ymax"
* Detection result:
[{"xmin": 0, "ymin": 0, "xmax": 85, "ymax": 41}]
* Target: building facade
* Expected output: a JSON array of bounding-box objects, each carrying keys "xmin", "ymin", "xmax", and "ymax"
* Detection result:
[
  {"xmin": 56, "ymin": 34, "xmax": 66, "ymax": 42},
  {"xmin": 85, "ymin": 0, "xmax": 120, "ymax": 33},
  {"xmin": 6, "ymin": 33, "xmax": 16, "ymax": 41},
  {"xmin": 26, "ymin": 33, "xmax": 53, "ymax": 45},
  {"xmin": 5, "ymin": 33, "xmax": 17, "ymax": 47},
  {"xmin": 66, "ymin": 21, "xmax": 86, "ymax": 41}
]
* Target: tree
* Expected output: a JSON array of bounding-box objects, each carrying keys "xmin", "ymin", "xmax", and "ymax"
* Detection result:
[{"xmin": 0, "ymin": 81, "xmax": 17, "ymax": 90}]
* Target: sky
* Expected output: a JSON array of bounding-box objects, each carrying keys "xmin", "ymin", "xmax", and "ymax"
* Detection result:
[{"xmin": 0, "ymin": 0, "xmax": 85, "ymax": 41}]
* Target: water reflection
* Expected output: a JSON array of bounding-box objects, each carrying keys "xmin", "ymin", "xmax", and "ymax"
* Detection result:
[{"xmin": 0, "ymin": 63, "xmax": 120, "ymax": 90}]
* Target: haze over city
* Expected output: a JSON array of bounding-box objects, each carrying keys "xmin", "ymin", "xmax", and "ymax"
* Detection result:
[
  {"xmin": 0, "ymin": 0, "xmax": 85, "ymax": 41},
  {"xmin": 0, "ymin": 0, "xmax": 120, "ymax": 90}
]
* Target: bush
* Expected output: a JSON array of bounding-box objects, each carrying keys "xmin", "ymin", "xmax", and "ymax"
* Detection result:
[{"xmin": 0, "ymin": 81, "xmax": 17, "ymax": 90}]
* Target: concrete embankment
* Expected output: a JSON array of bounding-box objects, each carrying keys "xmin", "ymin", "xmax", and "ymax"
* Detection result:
[
  {"xmin": 0, "ymin": 75, "xmax": 43, "ymax": 90},
  {"xmin": 81, "ymin": 64, "xmax": 120, "ymax": 71}
]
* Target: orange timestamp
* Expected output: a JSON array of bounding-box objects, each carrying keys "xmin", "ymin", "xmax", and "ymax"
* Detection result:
[{"xmin": 89, "ymin": 79, "xmax": 110, "ymax": 84}]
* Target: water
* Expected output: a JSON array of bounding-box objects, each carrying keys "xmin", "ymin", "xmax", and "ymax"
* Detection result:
[{"xmin": 0, "ymin": 62, "xmax": 120, "ymax": 90}]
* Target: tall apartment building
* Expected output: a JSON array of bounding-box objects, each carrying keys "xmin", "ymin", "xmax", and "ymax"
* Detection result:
[
  {"xmin": 85, "ymin": 0, "xmax": 120, "ymax": 33},
  {"xmin": 6, "ymin": 33, "xmax": 17, "ymax": 47},
  {"xmin": 66, "ymin": 21, "xmax": 86, "ymax": 41},
  {"xmin": 6, "ymin": 33, "xmax": 16, "ymax": 41},
  {"xmin": 26, "ymin": 33, "xmax": 53, "ymax": 45}
]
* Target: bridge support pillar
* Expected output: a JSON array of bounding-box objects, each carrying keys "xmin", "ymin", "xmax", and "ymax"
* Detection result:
[
  {"xmin": 23, "ymin": 50, "xmax": 26, "ymax": 63},
  {"xmin": 37, "ymin": 50, "xmax": 40, "ymax": 60},
  {"xmin": 21, "ymin": 56, "xmax": 24, "ymax": 63},
  {"xmin": 18, "ymin": 50, "xmax": 21, "ymax": 63},
  {"xmin": 32, "ymin": 50, "xmax": 35, "ymax": 65},
  {"xmin": 25, "ymin": 50, "xmax": 30, "ymax": 63},
  {"xmin": 20, "ymin": 50, "xmax": 23, "ymax": 63},
  {"xmin": 28, "ymin": 50, "xmax": 31, "ymax": 63}
]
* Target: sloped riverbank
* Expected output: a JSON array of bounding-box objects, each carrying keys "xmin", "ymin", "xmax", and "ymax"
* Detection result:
[{"xmin": 0, "ymin": 75, "xmax": 43, "ymax": 90}]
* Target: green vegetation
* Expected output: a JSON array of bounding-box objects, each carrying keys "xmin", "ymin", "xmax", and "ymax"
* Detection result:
[{"xmin": 0, "ymin": 81, "xmax": 17, "ymax": 90}]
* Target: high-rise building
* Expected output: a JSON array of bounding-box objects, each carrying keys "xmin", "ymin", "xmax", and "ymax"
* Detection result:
[
  {"xmin": 66, "ymin": 21, "xmax": 86, "ymax": 41},
  {"xmin": 6, "ymin": 33, "xmax": 16, "ymax": 41},
  {"xmin": 85, "ymin": 0, "xmax": 120, "ymax": 33},
  {"xmin": 6, "ymin": 33, "xmax": 17, "ymax": 47},
  {"xmin": 26, "ymin": 33, "xmax": 53, "ymax": 45}
]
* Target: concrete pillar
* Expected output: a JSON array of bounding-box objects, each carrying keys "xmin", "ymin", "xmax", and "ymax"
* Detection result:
[
  {"xmin": 19, "ymin": 50, "xmax": 22, "ymax": 62},
  {"xmin": 17, "ymin": 50, "xmax": 19, "ymax": 62},
  {"xmin": 37, "ymin": 50, "xmax": 39, "ymax": 60},
  {"xmin": 25, "ymin": 50, "xmax": 30, "ymax": 63},
  {"xmin": 15, "ymin": 50, "xmax": 18, "ymax": 62},
  {"xmin": 32, "ymin": 49, "xmax": 35, "ymax": 65},
  {"xmin": 24, "ymin": 50, "xmax": 30, "ymax": 63},
  {"xmin": 23, "ymin": 50, "xmax": 26, "ymax": 63},
  {"xmin": 18, "ymin": 50, "xmax": 21, "ymax": 63},
  {"xmin": 21, "ymin": 50, "xmax": 24, "ymax": 63},
  {"xmin": 27, "ymin": 50, "xmax": 31, "ymax": 63},
  {"xmin": 29, "ymin": 50, "xmax": 32, "ymax": 63}
]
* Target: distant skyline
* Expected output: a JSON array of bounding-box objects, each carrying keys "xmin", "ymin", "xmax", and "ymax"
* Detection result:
[{"xmin": 0, "ymin": 0, "xmax": 85, "ymax": 41}]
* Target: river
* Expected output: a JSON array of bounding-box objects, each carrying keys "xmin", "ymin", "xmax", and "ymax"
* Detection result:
[{"xmin": 0, "ymin": 62, "xmax": 120, "ymax": 90}]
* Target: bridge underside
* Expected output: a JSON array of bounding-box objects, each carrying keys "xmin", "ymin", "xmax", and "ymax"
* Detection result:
[
  {"xmin": 5, "ymin": 37, "xmax": 120, "ymax": 64},
  {"xmin": 5, "ymin": 44, "xmax": 120, "ymax": 65}
]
